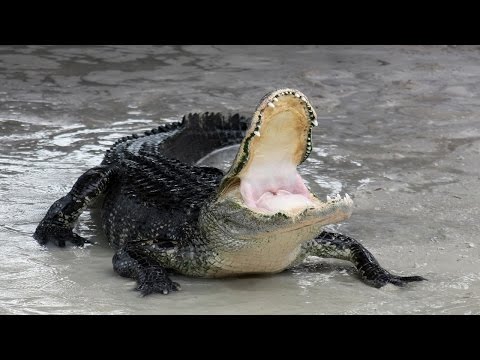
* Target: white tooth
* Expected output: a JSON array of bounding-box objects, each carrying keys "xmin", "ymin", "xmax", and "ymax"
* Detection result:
[
  {"xmin": 301, "ymin": 96, "xmax": 306, "ymax": 102},
  {"xmin": 336, "ymin": 194, "xmax": 341, "ymax": 200},
  {"xmin": 273, "ymin": 98, "xmax": 279, "ymax": 102},
  {"xmin": 295, "ymin": 93, "xmax": 300, "ymax": 98},
  {"xmin": 312, "ymin": 119, "xmax": 318, "ymax": 126},
  {"xmin": 267, "ymin": 102, "xmax": 275, "ymax": 108},
  {"xmin": 254, "ymin": 130, "xmax": 261, "ymax": 137},
  {"xmin": 345, "ymin": 193, "xmax": 353, "ymax": 205},
  {"xmin": 327, "ymin": 195, "xmax": 332, "ymax": 201}
]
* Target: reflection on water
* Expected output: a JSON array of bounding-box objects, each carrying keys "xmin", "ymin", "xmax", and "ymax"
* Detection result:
[{"xmin": 1, "ymin": 45, "xmax": 479, "ymax": 314}]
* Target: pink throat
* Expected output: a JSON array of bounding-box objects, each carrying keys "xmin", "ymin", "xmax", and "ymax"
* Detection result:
[{"xmin": 239, "ymin": 171, "xmax": 313, "ymax": 213}]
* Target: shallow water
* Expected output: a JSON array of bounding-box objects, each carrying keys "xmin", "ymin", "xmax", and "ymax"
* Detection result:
[{"xmin": 1, "ymin": 45, "xmax": 479, "ymax": 314}]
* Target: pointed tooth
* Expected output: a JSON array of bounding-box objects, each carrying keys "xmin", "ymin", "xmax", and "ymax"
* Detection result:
[
  {"xmin": 301, "ymin": 96, "xmax": 307, "ymax": 102},
  {"xmin": 345, "ymin": 193, "xmax": 353, "ymax": 205},
  {"xmin": 312, "ymin": 119, "xmax": 318, "ymax": 126},
  {"xmin": 254, "ymin": 130, "xmax": 261, "ymax": 137},
  {"xmin": 273, "ymin": 97, "xmax": 279, "ymax": 102},
  {"xmin": 294, "ymin": 93, "xmax": 300, "ymax": 98},
  {"xmin": 267, "ymin": 102, "xmax": 275, "ymax": 108},
  {"xmin": 327, "ymin": 195, "xmax": 332, "ymax": 202},
  {"xmin": 335, "ymin": 194, "xmax": 341, "ymax": 200}
]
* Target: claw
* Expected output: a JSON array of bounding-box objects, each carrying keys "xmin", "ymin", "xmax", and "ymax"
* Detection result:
[
  {"xmin": 34, "ymin": 225, "xmax": 88, "ymax": 248},
  {"xmin": 172, "ymin": 282, "xmax": 182, "ymax": 291},
  {"xmin": 70, "ymin": 233, "xmax": 89, "ymax": 246},
  {"xmin": 373, "ymin": 273, "xmax": 427, "ymax": 288},
  {"xmin": 54, "ymin": 239, "xmax": 66, "ymax": 247},
  {"xmin": 135, "ymin": 269, "xmax": 181, "ymax": 296}
]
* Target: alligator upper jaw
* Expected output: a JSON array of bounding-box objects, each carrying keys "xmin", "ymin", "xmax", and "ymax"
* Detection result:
[
  {"xmin": 220, "ymin": 88, "xmax": 317, "ymax": 186},
  {"xmin": 216, "ymin": 88, "xmax": 352, "ymax": 219}
]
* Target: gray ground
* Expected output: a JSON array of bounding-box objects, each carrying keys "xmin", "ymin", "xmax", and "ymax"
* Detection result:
[{"xmin": 0, "ymin": 45, "xmax": 479, "ymax": 314}]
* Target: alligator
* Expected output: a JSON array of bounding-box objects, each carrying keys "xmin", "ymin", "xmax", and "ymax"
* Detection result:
[{"xmin": 33, "ymin": 88, "xmax": 425, "ymax": 295}]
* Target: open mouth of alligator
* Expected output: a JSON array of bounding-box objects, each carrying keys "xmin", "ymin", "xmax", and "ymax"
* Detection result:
[{"xmin": 218, "ymin": 88, "xmax": 353, "ymax": 218}]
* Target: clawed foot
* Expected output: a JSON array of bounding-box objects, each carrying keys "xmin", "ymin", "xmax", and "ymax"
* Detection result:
[
  {"xmin": 136, "ymin": 266, "xmax": 181, "ymax": 296},
  {"xmin": 34, "ymin": 224, "xmax": 89, "ymax": 247},
  {"xmin": 366, "ymin": 272, "xmax": 426, "ymax": 288}
]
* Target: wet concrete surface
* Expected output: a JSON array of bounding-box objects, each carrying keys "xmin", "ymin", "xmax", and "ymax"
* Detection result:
[{"xmin": 0, "ymin": 45, "xmax": 479, "ymax": 314}]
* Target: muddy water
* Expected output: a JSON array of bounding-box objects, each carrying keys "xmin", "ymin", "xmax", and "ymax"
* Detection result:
[{"xmin": 1, "ymin": 45, "xmax": 479, "ymax": 314}]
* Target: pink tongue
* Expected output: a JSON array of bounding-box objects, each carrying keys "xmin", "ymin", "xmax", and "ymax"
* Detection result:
[
  {"xmin": 256, "ymin": 190, "xmax": 313, "ymax": 212},
  {"xmin": 240, "ymin": 173, "xmax": 313, "ymax": 213}
]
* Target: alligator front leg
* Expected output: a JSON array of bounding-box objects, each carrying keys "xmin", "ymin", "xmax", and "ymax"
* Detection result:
[
  {"xmin": 34, "ymin": 165, "xmax": 117, "ymax": 247},
  {"xmin": 113, "ymin": 243, "xmax": 181, "ymax": 296},
  {"xmin": 303, "ymin": 231, "xmax": 426, "ymax": 288}
]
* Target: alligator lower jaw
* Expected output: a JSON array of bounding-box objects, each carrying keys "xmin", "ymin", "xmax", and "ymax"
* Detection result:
[{"xmin": 224, "ymin": 185, "xmax": 353, "ymax": 222}]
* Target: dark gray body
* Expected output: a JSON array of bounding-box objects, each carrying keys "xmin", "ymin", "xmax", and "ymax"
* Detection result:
[{"xmin": 100, "ymin": 115, "xmax": 241, "ymax": 250}]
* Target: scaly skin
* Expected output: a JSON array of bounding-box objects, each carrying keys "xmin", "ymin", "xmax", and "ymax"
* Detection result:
[{"xmin": 34, "ymin": 89, "xmax": 425, "ymax": 295}]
